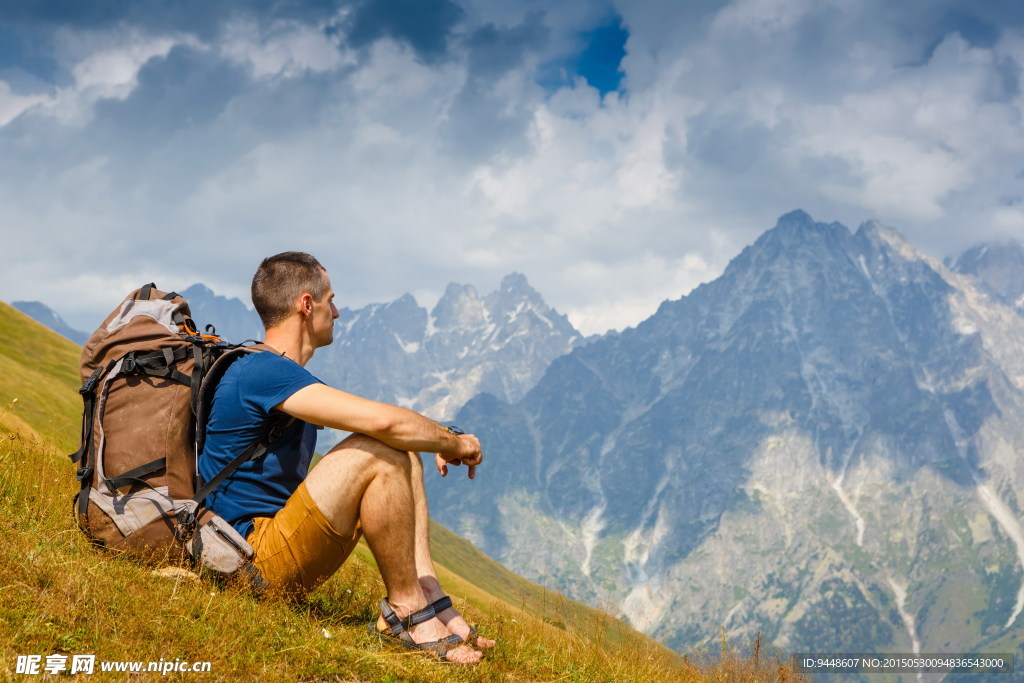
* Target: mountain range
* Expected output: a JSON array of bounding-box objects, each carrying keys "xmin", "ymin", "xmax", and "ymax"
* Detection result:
[
  {"xmin": 425, "ymin": 211, "xmax": 1024, "ymax": 663},
  {"xmin": 14, "ymin": 277, "xmax": 582, "ymax": 426},
  {"xmin": 11, "ymin": 212, "xmax": 1024, "ymax": 663}
]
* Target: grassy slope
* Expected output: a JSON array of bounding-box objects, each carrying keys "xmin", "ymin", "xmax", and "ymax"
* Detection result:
[
  {"xmin": 0, "ymin": 302, "xmax": 81, "ymax": 453},
  {"xmin": 0, "ymin": 302, "xmax": 796, "ymax": 681}
]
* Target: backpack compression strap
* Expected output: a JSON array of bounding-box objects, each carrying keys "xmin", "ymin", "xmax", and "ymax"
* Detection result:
[
  {"xmin": 190, "ymin": 413, "xmax": 292, "ymax": 504},
  {"xmin": 70, "ymin": 361, "xmax": 116, "ymax": 519},
  {"xmin": 178, "ymin": 413, "xmax": 292, "ymax": 541}
]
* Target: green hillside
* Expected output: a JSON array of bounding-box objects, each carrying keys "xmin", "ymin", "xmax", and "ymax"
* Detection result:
[
  {"xmin": 0, "ymin": 302, "xmax": 793, "ymax": 680},
  {"xmin": 0, "ymin": 301, "xmax": 81, "ymax": 453}
]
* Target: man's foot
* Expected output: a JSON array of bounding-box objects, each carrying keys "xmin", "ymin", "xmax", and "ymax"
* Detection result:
[
  {"xmin": 375, "ymin": 600, "xmax": 483, "ymax": 665},
  {"xmin": 420, "ymin": 586, "xmax": 497, "ymax": 650}
]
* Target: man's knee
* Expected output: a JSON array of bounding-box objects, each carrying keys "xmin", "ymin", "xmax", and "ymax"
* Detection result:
[{"xmin": 325, "ymin": 433, "xmax": 413, "ymax": 473}]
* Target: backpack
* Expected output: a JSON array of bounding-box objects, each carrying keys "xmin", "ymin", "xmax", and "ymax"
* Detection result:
[{"xmin": 69, "ymin": 283, "xmax": 283, "ymax": 593}]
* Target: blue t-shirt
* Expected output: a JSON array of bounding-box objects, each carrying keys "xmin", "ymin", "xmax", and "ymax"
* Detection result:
[{"xmin": 198, "ymin": 351, "xmax": 322, "ymax": 539}]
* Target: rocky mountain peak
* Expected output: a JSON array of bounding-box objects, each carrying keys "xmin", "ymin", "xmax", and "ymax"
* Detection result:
[
  {"xmin": 731, "ymin": 211, "xmax": 856, "ymax": 280},
  {"xmin": 182, "ymin": 283, "xmax": 214, "ymax": 297},
  {"xmin": 950, "ymin": 240, "xmax": 1024, "ymax": 309},
  {"xmin": 318, "ymin": 273, "xmax": 585, "ymax": 421},
  {"xmin": 760, "ymin": 209, "xmax": 846, "ymax": 243},
  {"xmin": 180, "ymin": 283, "xmax": 263, "ymax": 342},
  {"xmin": 428, "ymin": 211, "xmax": 1024, "ymax": 657},
  {"xmin": 431, "ymin": 283, "xmax": 486, "ymax": 330},
  {"xmin": 486, "ymin": 273, "xmax": 552, "ymax": 321},
  {"xmin": 499, "ymin": 271, "xmax": 531, "ymax": 292}
]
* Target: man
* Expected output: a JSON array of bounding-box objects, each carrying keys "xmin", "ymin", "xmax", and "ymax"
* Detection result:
[{"xmin": 198, "ymin": 252, "xmax": 493, "ymax": 665}]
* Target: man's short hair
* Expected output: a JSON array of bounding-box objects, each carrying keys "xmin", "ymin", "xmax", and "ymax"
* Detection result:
[{"xmin": 251, "ymin": 252, "xmax": 329, "ymax": 328}]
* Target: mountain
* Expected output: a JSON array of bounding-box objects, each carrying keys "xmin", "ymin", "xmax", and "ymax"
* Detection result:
[
  {"xmin": 949, "ymin": 241, "xmax": 1024, "ymax": 312},
  {"xmin": 16, "ymin": 274, "xmax": 581, "ymax": 434},
  {"xmin": 180, "ymin": 283, "xmax": 265, "ymax": 342},
  {"xmin": 316, "ymin": 273, "xmax": 583, "ymax": 422},
  {"xmin": 10, "ymin": 301, "xmax": 88, "ymax": 345},
  {"xmin": 182, "ymin": 274, "xmax": 584, "ymax": 423},
  {"xmin": 427, "ymin": 210, "xmax": 1024, "ymax": 662}
]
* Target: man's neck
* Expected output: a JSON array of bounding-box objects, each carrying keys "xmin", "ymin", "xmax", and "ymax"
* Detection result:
[{"xmin": 263, "ymin": 322, "xmax": 315, "ymax": 366}]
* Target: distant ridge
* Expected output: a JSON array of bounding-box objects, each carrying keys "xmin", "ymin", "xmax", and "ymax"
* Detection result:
[{"xmin": 10, "ymin": 301, "xmax": 88, "ymax": 345}]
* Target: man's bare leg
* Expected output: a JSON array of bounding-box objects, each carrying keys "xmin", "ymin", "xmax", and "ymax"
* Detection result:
[
  {"xmin": 407, "ymin": 451, "xmax": 497, "ymax": 649},
  {"xmin": 304, "ymin": 434, "xmax": 482, "ymax": 664}
]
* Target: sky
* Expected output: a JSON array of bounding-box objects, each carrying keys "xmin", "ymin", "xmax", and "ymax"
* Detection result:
[{"xmin": 2, "ymin": 0, "xmax": 1024, "ymax": 335}]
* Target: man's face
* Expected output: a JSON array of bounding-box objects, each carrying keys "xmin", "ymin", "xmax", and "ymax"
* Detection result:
[{"xmin": 311, "ymin": 276, "xmax": 339, "ymax": 348}]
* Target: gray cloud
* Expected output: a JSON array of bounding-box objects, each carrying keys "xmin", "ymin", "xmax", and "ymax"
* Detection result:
[
  {"xmin": 2, "ymin": 0, "xmax": 1024, "ymax": 335},
  {"xmin": 438, "ymin": 12, "xmax": 549, "ymax": 161},
  {"xmin": 344, "ymin": 0, "xmax": 464, "ymax": 63},
  {"xmin": 464, "ymin": 11, "xmax": 547, "ymax": 79},
  {"xmin": 0, "ymin": 0, "xmax": 349, "ymax": 40}
]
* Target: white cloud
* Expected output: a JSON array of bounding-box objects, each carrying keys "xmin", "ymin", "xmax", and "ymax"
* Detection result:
[
  {"xmin": 0, "ymin": 30, "xmax": 185, "ymax": 128},
  {"xmin": 565, "ymin": 252, "xmax": 718, "ymax": 334},
  {"xmin": 53, "ymin": 34, "xmax": 182, "ymax": 124},
  {"xmin": 710, "ymin": 0, "xmax": 823, "ymax": 38},
  {"xmin": 2, "ymin": 1, "xmax": 1024, "ymax": 337},
  {"xmin": 219, "ymin": 16, "xmax": 354, "ymax": 79},
  {"xmin": 0, "ymin": 81, "xmax": 48, "ymax": 126}
]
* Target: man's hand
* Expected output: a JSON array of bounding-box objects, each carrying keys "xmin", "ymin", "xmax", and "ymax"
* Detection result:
[{"xmin": 435, "ymin": 433, "xmax": 482, "ymax": 479}]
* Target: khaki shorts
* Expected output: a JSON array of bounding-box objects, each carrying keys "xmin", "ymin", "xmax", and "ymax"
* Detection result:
[{"xmin": 245, "ymin": 480, "xmax": 358, "ymax": 599}]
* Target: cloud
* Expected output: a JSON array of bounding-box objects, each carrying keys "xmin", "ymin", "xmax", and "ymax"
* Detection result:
[
  {"xmin": 220, "ymin": 17, "xmax": 354, "ymax": 79},
  {"xmin": 0, "ymin": 1, "xmax": 348, "ymax": 40},
  {"xmin": 345, "ymin": 0, "xmax": 464, "ymax": 63},
  {"xmin": 438, "ymin": 12, "xmax": 549, "ymax": 161},
  {"xmin": 2, "ymin": 0, "xmax": 1024, "ymax": 337},
  {"xmin": 0, "ymin": 80, "xmax": 47, "ymax": 125}
]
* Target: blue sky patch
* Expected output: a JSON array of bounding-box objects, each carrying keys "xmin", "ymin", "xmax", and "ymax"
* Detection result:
[
  {"xmin": 575, "ymin": 15, "xmax": 627, "ymax": 96},
  {"xmin": 537, "ymin": 14, "xmax": 627, "ymax": 97}
]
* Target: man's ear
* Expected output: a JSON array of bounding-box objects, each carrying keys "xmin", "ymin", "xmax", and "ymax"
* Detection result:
[{"xmin": 298, "ymin": 292, "xmax": 314, "ymax": 316}]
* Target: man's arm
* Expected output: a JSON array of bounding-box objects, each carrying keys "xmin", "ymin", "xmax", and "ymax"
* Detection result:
[{"xmin": 277, "ymin": 383, "xmax": 482, "ymax": 475}]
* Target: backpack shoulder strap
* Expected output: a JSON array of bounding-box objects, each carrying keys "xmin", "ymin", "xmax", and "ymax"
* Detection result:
[
  {"xmin": 193, "ymin": 342, "xmax": 294, "ymax": 503},
  {"xmin": 194, "ymin": 343, "xmax": 276, "ymax": 454}
]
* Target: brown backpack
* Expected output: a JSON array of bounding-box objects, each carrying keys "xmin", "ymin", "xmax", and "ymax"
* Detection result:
[{"xmin": 70, "ymin": 284, "xmax": 281, "ymax": 592}]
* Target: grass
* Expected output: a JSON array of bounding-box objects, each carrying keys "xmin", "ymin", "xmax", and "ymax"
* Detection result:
[{"xmin": 0, "ymin": 301, "xmax": 804, "ymax": 681}]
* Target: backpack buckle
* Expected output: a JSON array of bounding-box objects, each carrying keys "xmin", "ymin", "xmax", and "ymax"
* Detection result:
[
  {"xmin": 80, "ymin": 365, "xmax": 105, "ymax": 395},
  {"xmin": 175, "ymin": 509, "xmax": 197, "ymax": 543},
  {"xmin": 76, "ymin": 467, "xmax": 94, "ymax": 481},
  {"xmin": 122, "ymin": 357, "xmax": 137, "ymax": 374}
]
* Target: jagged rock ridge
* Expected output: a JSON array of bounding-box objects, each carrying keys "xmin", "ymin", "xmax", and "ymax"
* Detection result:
[
  {"xmin": 320, "ymin": 272, "xmax": 583, "ymax": 421},
  {"xmin": 427, "ymin": 210, "xmax": 1024, "ymax": 660},
  {"xmin": 181, "ymin": 274, "xmax": 583, "ymax": 423}
]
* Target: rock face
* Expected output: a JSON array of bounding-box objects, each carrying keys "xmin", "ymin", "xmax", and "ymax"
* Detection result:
[
  {"xmin": 315, "ymin": 273, "xmax": 583, "ymax": 422},
  {"xmin": 181, "ymin": 284, "xmax": 265, "ymax": 343},
  {"xmin": 426, "ymin": 210, "xmax": 1024, "ymax": 659},
  {"xmin": 10, "ymin": 301, "xmax": 88, "ymax": 345},
  {"xmin": 181, "ymin": 274, "xmax": 583, "ymax": 424},
  {"xmin": 949, "ymin": 241, "xmax": 1024, "ymax": 312}
]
